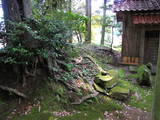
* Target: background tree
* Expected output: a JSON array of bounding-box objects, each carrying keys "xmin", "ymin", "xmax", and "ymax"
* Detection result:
[
  {"xmin": 101, "ymin": 0, "xmax": 107, "ymax": 45},
  {"xmin": 68, "ymin": 0, "xmax": 73, "ymax": 43},
  {"xmin": 85, "ymin": 0, "xmax": 91, "ymax": 43}
]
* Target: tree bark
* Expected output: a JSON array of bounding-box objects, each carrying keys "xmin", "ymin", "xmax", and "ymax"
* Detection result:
[
  {"xmin": 85, "ymin": 0, "xmax": 91, "ymax": 43},
  {"xmin": 2, "ymin": 0, "xmax": 33, "ymax": 87},
  {"xmin": 101, "ymin": 0, "xmax": 107, "ymax": 45},
  {"xmin": 2, "ymin": 0, "xmax": 22, "ymax": 22},
  {"xmin": 152, "ymin": 38, "xmax": 160, "ymax": 120},
  {"xmin": 2, "ymin": 0, "xmax": 22, "ymax": 46},
  {"xmin": 23, "ymin": 0, "xmax": 32, "ymax": 18},
  {"xmin": 2, "ymin": 0, "xmax": 32, "ymax": 21}
]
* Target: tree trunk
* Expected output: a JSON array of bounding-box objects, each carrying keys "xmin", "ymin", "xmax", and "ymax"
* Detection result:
[
  {"xmin": 85, "ymin": 0, "xmax": 91, "ymax": 43},
  {"xmin": 2, "ymin": 0, "xmax": 22, "ymax": 46},
  {"xmin": 68, "ymin": 0, "xmax": 72, "ymax": 12},
  {"xmin": 68, "ymin": 0, "xmax": 73, "ymax": 43},
  {"xmin": 101, "ymin": 0, "xmax": 107, "ymax": 45},
  {"xmin": 2, "ymin": 0, "xmax": 33, "ymax": 87},
  {"xmin": 110, "ymin": 26, "xmax": 114, "ymax": 51},
  {"xmin": 23, "ymin": 0, "xmax": 32, "ymax": 18},
  {"xmin": 2, "ymin": 0, "xmax": 22, "ymax": 22},
  {"xmin": 152, "ymin": 39, "xmax": 160, "ymax": 120}
]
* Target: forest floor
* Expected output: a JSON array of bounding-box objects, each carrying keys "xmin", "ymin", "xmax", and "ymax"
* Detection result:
[{"xmin": 0, "ymin": 44, "xmax": 153, "ymax": 120}]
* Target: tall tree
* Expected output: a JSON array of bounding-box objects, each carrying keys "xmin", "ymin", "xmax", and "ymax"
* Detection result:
[
  {"xmin": 101, "ymin": 0, "xmax": 107, "ymax": 45},
  {"xmin": 85, "ymin": 0, "xmax": 91, "ymax": 43},
  {"xmin": 68, "ymin": 0, "xmax": 73, "ymax": 43},
  {"xmin": 152, "ymin": 42, "xmax": 160, "ymax": 120},
  {"xmin": 68, "ymin": 0, "xmax": 72, "ymax": 12},
  {"xmin": 2, "ymin": 0, "xmax": 31, "ymax": 46},
  {"xmin": 2, "ymin": 0, "xmax": 32, "ymax": 22},
  {"xmin": 2, "ymin": 0, "xmax": 32, "ymax": 86},
  {"xmin": 2, "ymin": 0, "xmax": 21, "ymax": 22},
  {"xmin": 23, "ymin": 0, "xmax": 32, "ymax": 18}
]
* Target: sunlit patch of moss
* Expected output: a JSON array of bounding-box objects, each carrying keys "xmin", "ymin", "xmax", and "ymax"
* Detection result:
[
  {"xmin": 118, "ymin": 79, "xmax": 153, "ymax": 111},
  {"xmin": 96, "ymin": 73, "xmax": 113, "ymax": 82},
  {"xmin": 110, "ymin": 86, "xmax": 130, "ymax": 94},
  {"xmin": 94, "ymin": 70, "xmax": 118, "ymax": 92}
]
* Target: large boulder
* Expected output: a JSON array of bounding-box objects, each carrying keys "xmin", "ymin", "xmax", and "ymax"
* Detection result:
[{"xmin": 93, "ymin": 70, "xmax": 131, "ymax": 102}]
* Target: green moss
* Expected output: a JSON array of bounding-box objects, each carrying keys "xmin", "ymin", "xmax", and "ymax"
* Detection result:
[
  {"xmin": 96, "ymin": 73, "xmax": 113, "ymax": 82},
  {"xmin": 0, "ymin": 98, "xmax": 16, "ymax": 120},
  {"xmin": 118, "ymin": 79, "xmax": 153, "ymax": 111},
  {"xmin": 110, "ymin": 86, "xmax": 130, "ymax": 94},
  {"xmin": 93, "ymin": 83, "xmax": 106, "ymax": 93},
  {"xmin": 13, "ymin": 113, "xmax": 52, "ymax": 120},
  {"xmin": 59, "ymin": 101, "xmax": 123, "ymax": 120},
  {"xmin": 11, "ymin": 83, "xmax": 69, "ymax": 120},
  {"xmin": 129, "ymin": 87, "xmax": 153, "ymax": 111},
  {"xmin": 94, "ymin": 70, "xmax": 118, "ymax": 91},
  {"xmin": 12, "ymin": 93, "xmax": 123, "ymax": 120}
]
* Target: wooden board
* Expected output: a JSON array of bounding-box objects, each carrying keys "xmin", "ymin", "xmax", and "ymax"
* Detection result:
[{"xmin": 121, "ymin": 56, "xmax": 140, "ymax": 65}]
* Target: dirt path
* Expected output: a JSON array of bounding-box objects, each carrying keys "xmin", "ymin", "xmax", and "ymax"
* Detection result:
[{"xmin": 104, "ymin": 104, "xmax": 151, "ymax": 120}]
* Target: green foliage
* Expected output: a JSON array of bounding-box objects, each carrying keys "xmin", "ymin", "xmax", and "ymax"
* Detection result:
[
  {"xmin": 33, "ymin": 0, "xmax": 66, "ymax": 13},
  {"xmin": 137, "ymin": 65, "xmax": 151, "ymax": 80},
  {"xmin": 118, "ymin": 69, "xmax": 126, "ymax": 79},
  {"xmin": 1, "ymin": 13, "xmax": 70, "ymax": 64},
  {"xmin": 33, "ymin": 1, "xmax": 88, "ymax": 41},
  {"xmin": 66, "ymin": 63, "xmax": 74, "ymax": 71},
  {"xmin": 67, "ymin": 46, "xmax": 80, "ymax": 58},
  {"xmin": 64, "ymin": 12, "xmax": 88, "ymax": 32},
  {"xmin": 61, "ymin": 72, "xmax": 75, "ymax": 82},
  {"xmin": 128, "ymin": 65, "xmax": 151, "ymax": 86}
]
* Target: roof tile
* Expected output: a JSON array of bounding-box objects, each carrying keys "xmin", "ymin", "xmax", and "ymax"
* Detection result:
[{"xmin": 114, "ymin": 0, "xmax": 160, "ymax": 12}]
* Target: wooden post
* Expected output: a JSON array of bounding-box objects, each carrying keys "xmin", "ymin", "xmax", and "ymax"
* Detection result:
[
  {"xmin": 139, "ymin": 27, "xmax": 145, "ymax": 64},
  {"xmin": 152, "ymin": 31, "xmax": 160, "ymax": 120}
]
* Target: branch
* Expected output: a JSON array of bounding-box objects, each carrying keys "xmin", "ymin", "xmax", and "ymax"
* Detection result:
[
  {"xmin": 71, "ymin": 92, "xmax": 99, "ymax": 105},
  {"xmin": 0, "ymin": 85, "xmax": 27, "ymax": 98}
]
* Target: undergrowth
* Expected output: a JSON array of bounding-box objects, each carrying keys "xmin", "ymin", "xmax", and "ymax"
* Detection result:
[
  {"xmin": 118, "ymin": 69, "xmax": 153, "ymax": 112},
  {"xmin": 4, "ymin": 44, "xmax": 153, "ymax": 120},
  {"xmin": 11, "ymin": 82, "xmax": 123, "ymax": 120}
]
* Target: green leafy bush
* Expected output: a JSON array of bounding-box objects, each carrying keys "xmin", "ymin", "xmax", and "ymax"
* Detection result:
[
  {"xmin": 1, "ymin": 14, "xmax": 70, "ymax": 64},
  {"xmin": 128, "ymin": 65, "xmax": 151, "ymax": 86}
]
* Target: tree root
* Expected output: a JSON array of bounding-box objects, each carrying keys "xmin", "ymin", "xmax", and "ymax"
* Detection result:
[
  {"xmin": 71, "ymin": 92, "xmax": 99, "ymax": 105},
  {"xmin": 0, "ymin": 85, "xmax": 27, "ymax": 98},
  {"xmin": 25, "ymin": 58, "xmax": 38, "ymax": 77},
  {"xmin": 23, "ymin": 58, "xmax": 38, "ymax": 86}
]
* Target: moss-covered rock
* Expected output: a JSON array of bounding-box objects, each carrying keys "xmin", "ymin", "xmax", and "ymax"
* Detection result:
[
  {"xmin": 93, "ymin": 83, "xmax": 107, "ymax": 94},
  {"xmin": 109, "ymin": 86, "xmax": 131, "ymax": 102},
  {"xmin": 136, "ymin": 65, "xmax": 152, "ymax": 86},
  {"xmin": 94, "ymin": 70, "xmax": 118, "ymax": 93}
]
